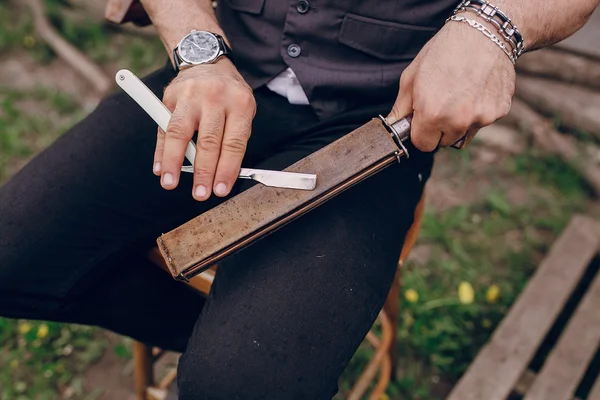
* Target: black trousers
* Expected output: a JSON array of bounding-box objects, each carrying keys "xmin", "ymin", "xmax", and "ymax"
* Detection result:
[{"xmin": 0, "ymin": 65, "xmax": 432, "ymax": 399}]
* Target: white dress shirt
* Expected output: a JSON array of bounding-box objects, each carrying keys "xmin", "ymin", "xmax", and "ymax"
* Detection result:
[{"xmin": 266, "ymin": 68, "xmax": 310, "ymax": 105}]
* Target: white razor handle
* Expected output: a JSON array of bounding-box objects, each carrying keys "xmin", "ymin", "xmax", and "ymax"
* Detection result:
[{"xmin": 115, "ymin": 69, "xmax": 197, "ymax": 165}]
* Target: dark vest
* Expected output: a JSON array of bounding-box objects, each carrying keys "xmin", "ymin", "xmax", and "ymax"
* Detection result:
[{"xmin": 217, "ymin": 0, "xmax": 458, "ymax": 118}]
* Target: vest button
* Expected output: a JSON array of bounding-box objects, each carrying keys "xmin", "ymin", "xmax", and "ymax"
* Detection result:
[
  {"xmin": 287, "ymin": 44, "xmax": 302, "ymax": 58},
  {"xmin": 297, "ymin": 0, "xmax": 310, "ymax": 14}
]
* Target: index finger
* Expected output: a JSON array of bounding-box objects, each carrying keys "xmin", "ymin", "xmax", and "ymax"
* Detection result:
[{"xmin": 161, "ymin": 102, "xmax": 197, "ymax": 189}]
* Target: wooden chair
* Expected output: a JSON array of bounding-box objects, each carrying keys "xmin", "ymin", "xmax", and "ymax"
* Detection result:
[{"xmin": 134, "ymin": 194, "xmax": 426, "ymax": 400}]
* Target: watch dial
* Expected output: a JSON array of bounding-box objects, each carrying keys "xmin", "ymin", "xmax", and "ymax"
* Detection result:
[{"xmin": 179, "ymin": 31, "xmax": 220, "ymax": 64}]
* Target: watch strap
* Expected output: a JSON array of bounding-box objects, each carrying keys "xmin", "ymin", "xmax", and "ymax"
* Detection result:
[
  {"xmin": 216, "ymin": 34, "xmax": 232, "ymax": 58},
  {"xmin": 172, "ymin": 47, "xmax": 183, "ymax": 72}
]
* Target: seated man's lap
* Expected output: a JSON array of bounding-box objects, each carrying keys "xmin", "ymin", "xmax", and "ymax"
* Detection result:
[{"xmin": 0, "ymin": 63, "xmax": 433, "ymax": 396}]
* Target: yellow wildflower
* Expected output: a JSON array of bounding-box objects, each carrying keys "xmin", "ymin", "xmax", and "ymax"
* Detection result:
[
  {"xmin": 486, "ymin": 284, "xmax": 500, "ymax": 304},
  {"xmin": 37, "ymin": 324, "xmax": 49, "ymax": 339},
  {"xmin": 19, "ymin": 322, "xmax": 32, "ymax": 335},
  {"xmin": 405, "ymin": 288, "xmax": 419, "ymax": 303},
  {"xmin": 458, "ymin": 281, "xmax": 475, "ymax": 304},
  {"xmin": 482, "ymin": 319, "xmax": 492, "ymax": 329},
  {"xmin": 10, "ymin": 359, "xmax": 19, "ymax": 369},
  {"xmin": 22, "ymin": 35, "xmax": 36, "ymax": 48}
]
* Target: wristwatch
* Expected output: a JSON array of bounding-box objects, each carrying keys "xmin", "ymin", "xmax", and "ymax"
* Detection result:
[{"xmin": 172, "ymin": 30, "xmax": 232, "ymax": 72}]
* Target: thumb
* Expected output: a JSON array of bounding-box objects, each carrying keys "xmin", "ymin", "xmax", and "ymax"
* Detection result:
[{"xmin": 387, "ymin": 79, "xmax": 413, "ymax": 124}]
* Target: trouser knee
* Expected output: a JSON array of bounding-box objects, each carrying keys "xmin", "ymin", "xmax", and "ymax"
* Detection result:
[{"xmin": 177, "ymin": 352, "xmax": 337, "ymax": 400}]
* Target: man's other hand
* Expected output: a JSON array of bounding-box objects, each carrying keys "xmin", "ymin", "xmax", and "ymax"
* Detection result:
[
  {"xmin": 155, "ymin": 59, "xmax": 256, "ymax": 200},
  {"xmin": 388, "ymin": 20, "xmax": 516, "ymax": 152}
]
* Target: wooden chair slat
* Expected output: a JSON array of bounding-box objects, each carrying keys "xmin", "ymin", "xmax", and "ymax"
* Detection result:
[
  {"xmin": 187, "ymin": 269, "xmax": 215, "ymax": 296},
  {"xmin": 589, "ymin": 376, "xmax": 600, "ymax": 400},
  {"xmin": 524, "ymin": 271, "xmax": 600, "ymax": 400},
  {"xmin": 133, "ymin": 341, "xmax": 154, "ymax": 399},
  {"xmin": 447, "ymin": 215, "xmax": 600, "ymax": 400}
]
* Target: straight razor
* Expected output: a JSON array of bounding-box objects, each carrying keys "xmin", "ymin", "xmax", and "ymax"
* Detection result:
[{"xmin": 115, "ymin": 69, "xmax": 317, "ymax": 191}]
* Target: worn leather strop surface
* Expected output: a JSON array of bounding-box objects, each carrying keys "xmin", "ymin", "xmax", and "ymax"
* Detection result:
[{"xmin": 157, "ymin": 118, "xmax": 404, "ymax": 281}]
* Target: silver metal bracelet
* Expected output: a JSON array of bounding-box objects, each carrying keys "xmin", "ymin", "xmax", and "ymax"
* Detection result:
[
  {"xmin": 453, "ymin": 0, "xmax": 525, "ymax": 61},
  {"xmin": 446, "ymin": 15, "xmax": 516, "ymax": 65}
]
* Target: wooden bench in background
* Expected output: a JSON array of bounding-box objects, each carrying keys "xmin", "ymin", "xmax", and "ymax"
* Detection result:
[{"xmin": 448, "ymin": 215, "xmax": 600, "ymax": 400}]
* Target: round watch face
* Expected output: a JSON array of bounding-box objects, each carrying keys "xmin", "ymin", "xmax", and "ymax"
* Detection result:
[{"xmin": 178, "ymin": 31, "xmax": 220, "ymax": 64}]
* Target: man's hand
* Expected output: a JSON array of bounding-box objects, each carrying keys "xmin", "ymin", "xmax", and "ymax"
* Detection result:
[
  {"xmin": 154, "ymin": 59, "xmax": 256, "ymax": 200},
  {"xmin": 388, "ymin": 21, "xmax": 516, "ymax": 152}
]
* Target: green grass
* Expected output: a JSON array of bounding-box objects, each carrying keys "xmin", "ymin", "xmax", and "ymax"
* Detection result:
[
  {"xmin": 0, "ymin": 87, "xmax": 85, "ymax": 181},
  {"xmin": 44, "ymin": 0, "xmax": 165, "ymax": 72},
  {"xmin": 0, "ymin": 320, "xmax": 106, "ymax": 400},
  {"xmin": 514, "ymin": 154, "xmax": 592, "ymax": 197},
  {"xmin": 0, "ymin": 0, "xmax": 165, "ymax": 70},
  {"xmin": 0, "ymin": 1, "xmax": 32, "ymax": 53},
  {"xmin": 0, "ymin": 1, "xmax": 55, "ymax": 63}
]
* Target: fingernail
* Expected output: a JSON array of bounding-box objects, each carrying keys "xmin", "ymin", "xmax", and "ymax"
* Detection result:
[
  {"xmin": 194, "ymin": 185, "xmax": 207, "ymax": 198},
  {"xmin": 162, "ymin": 173, "xmax": 174, "ymax": 186},
  {"xmin": 215, "ymin": 182, "xmax": 228, "ymax": 196},
  {"xmin": 153, "ymin": 162, "xmax": 161, "ymax": 173}
]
